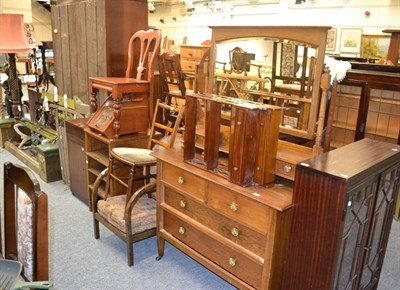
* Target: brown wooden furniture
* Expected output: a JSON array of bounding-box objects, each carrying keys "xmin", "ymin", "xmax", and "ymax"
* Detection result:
[
  {"xmin": 92, "ymin": 101, "xmax": 184, "ymax": 266},
  {"xmin": 184, "ymin": 93, "xmax": 282, "ymax": 187},
  {"xmin": 383, "ymin": 29, "xmax": 400, "ymax": 65},
  {"xmin": 283, "ymin": 138, "xmax": 400, "ymax": 289},
  {"xmin": 1, "ymin": 162, "xmax": 49, "ymax": 282},
  {"xmin": 51, "ymin": 0, "xmax": 148, "ymax": 103},
  {"xmin": 66, "ymin": 118, "xmax": 89, "ymax": 205},
  {"xmin": 154, "ymin": 147, "xmax": 292, "ymax": 289},
  {"xmin": 87, "ymin": 29, "xmax": 161, "ymax": 138},
  {"xmin": 209, "ymin": 26, "xmax": 330, "ymax": 140},
  {"xmin": 158, "ymin": 52, "xmax": 188, "ymax": 106},
  {"xmin": 84, "ymin": 128, "xmax": 148, "ymax": 211},
  {"xmin": 330, "ymin": 63, "xmax": 400, "ymax": 148},
  {"xmin": 106, "ymin": 100, "xmax": 185, "ymax": 208},
  {"xmin": 179, "ymin": 44, "xmax": 210, "ymax": 93}
]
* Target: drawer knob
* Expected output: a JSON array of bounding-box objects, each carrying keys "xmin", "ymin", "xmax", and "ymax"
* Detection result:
[
  {"xmin": 231, "ymin": 227, "xmax": 240, "ymax": 237},
  {"xmin": 284, "ymin": 165, "xmax": 292, "ymax": 173},
  {"xmin": 178, "ymin": 226, "xmax": 185, "ymax": 235},
  {"xmin": 178, "ymin": 176, "xmax": 184, "ymax": 184},
  {"xmin": 229, "ymin": 257, "xmax": 237, "ymax": 267},
  {"xmin": 180, "ymin": 199, "xmax": 187, "ymax": 209},
  {"xmin": 230, "ymin": 202, "xmax": 239, "ymax": 212}
]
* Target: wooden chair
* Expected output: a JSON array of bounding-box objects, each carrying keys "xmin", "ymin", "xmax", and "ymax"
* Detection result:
[
  {"xmin": 1, "ymin": 162, "xmax": 49, "ymax": 282},
  {"xmin": 158, "ymin": 52, "xmax": 190, "ymax": 107},
  {"xmin": 92, "ymin": 99, "xmax": 185, "ymax": 266},
  {"xmin": 88, "ymin": 29, "xmax": 161, "ymax": 138}
]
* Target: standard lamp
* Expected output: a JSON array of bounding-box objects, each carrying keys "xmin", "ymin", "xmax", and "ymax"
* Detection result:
[{"xmin": 0, "ymin": 14, "xmax": 31, "ymax": 121}]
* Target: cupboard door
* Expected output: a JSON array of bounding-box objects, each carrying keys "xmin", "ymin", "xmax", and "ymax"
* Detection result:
[
  {"xmin": 358, "ymin": 166, "xmax": 400, "ymax": 289},
  {"xmin": 332, "ymin": 179, "xmax": 377, "ymax": 290}
]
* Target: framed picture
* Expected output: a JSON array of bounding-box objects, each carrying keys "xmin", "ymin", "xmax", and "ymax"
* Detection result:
[
  {"xmin": 326, "ymin": 28, "xmax": 337, "ymax": 51},
  {"xmin": 340, "ymin": 28, "xmax": 363, "ymax": 53},
  {"xmin": 361, "ymin": 34, "xmax": 390, "ymax": 60}
]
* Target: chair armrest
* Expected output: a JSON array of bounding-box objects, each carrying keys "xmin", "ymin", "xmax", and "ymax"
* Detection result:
[
  {"xmin": 248, "ymin": 63, "xmax": 263, "ymax": 78},
  {"xmin": 125, "ymin": 182, "xmax": 157, "ymax": 220},
  {"xmin": 216, "ymin": 61, "xmax": 228, "ymax": 73},
  {"xmin": 92, "ymin": 168, "xmax": 108, "ymax": 212}
]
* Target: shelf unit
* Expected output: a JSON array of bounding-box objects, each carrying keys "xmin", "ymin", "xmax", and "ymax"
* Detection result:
[{"xmin": 84, "ymin": 128, "xmax": 148, "ymax": 210}]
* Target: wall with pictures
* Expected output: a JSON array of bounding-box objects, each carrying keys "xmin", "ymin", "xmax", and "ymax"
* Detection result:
[{"xmin": 149, "ymin": 0, "xmax": 400, "ymax": 60}]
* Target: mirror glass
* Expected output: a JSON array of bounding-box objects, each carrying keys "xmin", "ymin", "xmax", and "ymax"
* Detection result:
[{"xmin": 213, "ymin": 37, "xmax": 318, "ymax": 136}]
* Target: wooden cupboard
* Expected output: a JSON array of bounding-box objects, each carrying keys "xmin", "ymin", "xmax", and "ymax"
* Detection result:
[
  {"xmin": 283, "ymin": 138, "xmax": 400, "ymax": 289},
  {"xmin": 66, "ymin": 118, "xmax": 88, "ymax": 204},
  {"xmin": 51, "ymin": 0, "xmax": 148, "ymax": 104}
]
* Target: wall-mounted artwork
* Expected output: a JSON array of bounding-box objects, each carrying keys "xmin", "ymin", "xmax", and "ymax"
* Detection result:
[
  {"xmin": 326, "ymin": 28, "xmax": 337, "ymax": 51},
  {"xmin": 361, "ymin": 35, "xmax": 390, "ymax": 60},
  {"xmin": 340, "ymin": 28, "xmax": 363, "ymax": 53}
]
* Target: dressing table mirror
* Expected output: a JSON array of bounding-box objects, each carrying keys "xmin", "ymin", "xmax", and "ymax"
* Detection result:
[
  {"xmin": 206, "ymin": 26, "xmax": 331, "ymax": 180},
  {"xmin": 209, "ymin": 26, "xmax": 330, "ymax": 140}
]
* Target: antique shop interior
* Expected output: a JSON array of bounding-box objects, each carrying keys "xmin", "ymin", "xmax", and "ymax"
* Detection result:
[{"xmin": 0, "ymin": 0, "xmax": 399, "ymax": 289}]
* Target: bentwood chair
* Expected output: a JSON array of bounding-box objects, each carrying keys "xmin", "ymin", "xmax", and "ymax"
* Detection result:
[
  {"xmin": 92, "ymin": 100, "xmax": 185, "ymax": 266},
  {"xmin": 1, "ymin": 162, "xmax": 50, "ymax": 284}
]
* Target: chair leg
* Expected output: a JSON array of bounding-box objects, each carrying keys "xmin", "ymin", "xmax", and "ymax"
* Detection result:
[
  {"xmin": 127, "ymin": 237, "xmax": 134, "ymax": 266},
  {"xmin": 94, "ymin": 217, "xmax": 100, "ymax": 239},
  {"xmin": 126, "ymin": 166, "xmax": 136, "ymax": 200}
]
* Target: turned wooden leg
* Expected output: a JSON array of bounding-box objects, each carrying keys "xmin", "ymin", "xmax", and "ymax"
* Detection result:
[
  {"xmin": 113, "ymin": 96, "xmax": 122, "ymax": 138},
  {"xmin": 156, "ymin": 235, "xmax": 165, "ymax": 261},
  {"xmin": 90, "ymin": 88, "xmax": 99, "ymax": 113}
]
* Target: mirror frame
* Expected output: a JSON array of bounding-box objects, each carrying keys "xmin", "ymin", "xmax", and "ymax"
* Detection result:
[{"xmin": 208, "ymin": 26, "xmax": 330, "ymax": 140}]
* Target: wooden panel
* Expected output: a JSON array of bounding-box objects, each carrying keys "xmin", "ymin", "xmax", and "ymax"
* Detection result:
[
  {"xmin": 68, "ymin": 2, "xmax": 88, "ymax": 100},
  {"xmin": 59, "ymin": 5, "xmax": 72, "ymax": 97},
  {"xmin": 85, "ymin": 0, "xmax": 98, "ymax": 99},
  {"xmin": 51, "ymin": 6, "xmax": 64, "ymax": 94}
]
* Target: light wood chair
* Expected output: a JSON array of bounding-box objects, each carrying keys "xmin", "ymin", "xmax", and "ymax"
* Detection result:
[
  {"xmin": 1, "ymin": 162, "xmax": 49, "ymax": 282},
  {"xmin": 92, "ymin": 100, "xmax": 185, "ymax": 266}
]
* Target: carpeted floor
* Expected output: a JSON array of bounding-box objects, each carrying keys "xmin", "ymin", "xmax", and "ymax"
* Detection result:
[{"xmin": 1, "ymin": 148, "xmax": 399, "ymax": 290}]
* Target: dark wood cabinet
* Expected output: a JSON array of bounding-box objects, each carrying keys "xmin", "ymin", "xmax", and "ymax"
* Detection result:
[
  {"xmin": 66, "ymin": 118, "xmax": 88, "ymax": 205},
  {"xmin": 51, "ymin": 0, "xmax": 148, "ymax": 104},
  {"xmin": 283, "ymin": 138, "xmax": 400, "ymax": 290}
]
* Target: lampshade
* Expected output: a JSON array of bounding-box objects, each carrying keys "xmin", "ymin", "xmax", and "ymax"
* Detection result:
[{"xmin": 0, "ymin": 13, "xmax": 31, "ymax": 53}]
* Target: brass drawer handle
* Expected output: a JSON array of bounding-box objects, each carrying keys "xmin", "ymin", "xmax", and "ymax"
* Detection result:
[
  {"xmin": 178, "ymin": 226, "xmax": 185, "ymax": 235},
  {"xmin": 231, "ymin": 227, "xmax": 240, "ymax": 237},
  {"xmin": 178, "ymin": 176, "xmax": 184, "ymax": 184},
  {"xmin": 284, "ymin": 165, "xmax": 292, "ymax": 173},
  {"xmin": 229, "ymin": 257, "xmax": 236, "ymax": 267},
  {"xmin": 230, "ymin": 202, "xmax": 238, "ymax": 212},
  {"xmin": 180, "ymin": 199, "xmax": 187, "ymax": 209}
]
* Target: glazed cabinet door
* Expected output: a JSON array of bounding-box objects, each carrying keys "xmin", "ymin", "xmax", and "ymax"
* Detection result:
[{"xmin": 357, "ymin": 165, "xmax": 400, "ymax": 289}]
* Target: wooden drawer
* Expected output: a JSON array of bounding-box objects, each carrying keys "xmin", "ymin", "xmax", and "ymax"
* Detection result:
[
  {"xmin": 181, "ymin": 60, "xmax": 197, "ymax": 74},
  {"xmin": 207, "ymin": 183, "xmax": 271, "ymax": 234},
  {"xmin": 180, "ymin": 48, "xmax": 206, "ymax": 60},
  {"xmin": 163, "ymin": 187, "xmax": 266, "ymax": 257},
  {"xmin": 275, "ymin": 159, "xmax": 296, "ymax": 180},
  {"xmin": 162, "ymin": 162, "xmax": 206, "ymax": 202},
  {"xmin": 163, "ymin": 211, "xmax": 263, "ymax": 289}
]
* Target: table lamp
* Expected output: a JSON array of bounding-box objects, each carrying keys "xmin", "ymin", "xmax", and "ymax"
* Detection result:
[{"xmin": 0, "ymin": 14, "xmax": 31, "ymax": 121}]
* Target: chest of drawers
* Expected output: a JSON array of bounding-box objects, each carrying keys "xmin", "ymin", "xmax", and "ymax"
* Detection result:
[
  {"xmin": 179, "ymin": 45, "xmax": 210, "ymax": 93},
  {"xmin": 154, "ymin": 148, "xmax": 293, "ymax": 289}
]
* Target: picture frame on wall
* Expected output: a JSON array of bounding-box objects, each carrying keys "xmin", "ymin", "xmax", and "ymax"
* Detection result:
[
  {"xmin": 326, "ymin": 28, "xmax": 337, "ymax": 51},
  {"xmin": 340, "ymin": 28, "xmax": 363, "ymax": 53},
  {"xmin": 361, "ymin": 34, "xmax": 391, "ymax": 60}
]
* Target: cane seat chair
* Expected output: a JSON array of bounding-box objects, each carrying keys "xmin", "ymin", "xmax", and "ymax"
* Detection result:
[
  {"xmin": 1, "ymin": 162, "xmax": 49, "ymax": 282},
  {"xmin": 92, "ymin": 100, "xmax": 184, "ymax": 266}
]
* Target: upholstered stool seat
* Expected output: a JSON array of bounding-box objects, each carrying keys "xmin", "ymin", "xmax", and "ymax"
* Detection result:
[
  {"xmin": 97, "ymin": 194, "xmax": 156, "ymax": 234},
  {"xmin": 111, "ymin": 148, "xmax": 156, "ymax": 164}
]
